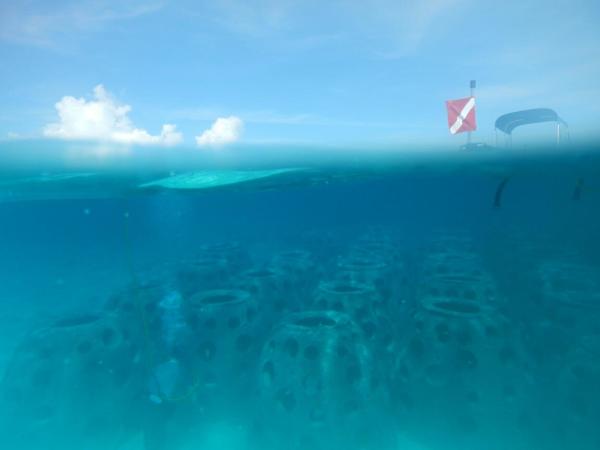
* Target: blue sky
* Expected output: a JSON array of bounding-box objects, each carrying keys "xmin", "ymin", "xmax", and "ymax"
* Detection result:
[{"xmin": 1, "ymin": 0, "xmax": 599, "ymax": 147}]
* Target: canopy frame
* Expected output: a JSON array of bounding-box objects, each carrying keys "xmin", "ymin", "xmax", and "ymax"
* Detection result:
[{"xmin": 494, "ymin": 108, "xmax": 569, "ymax": 147}]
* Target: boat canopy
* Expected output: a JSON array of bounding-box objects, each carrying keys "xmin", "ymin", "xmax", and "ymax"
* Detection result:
[{"xmin": 495, "ymin": 108, "xmax": 567, "ymax": 135}]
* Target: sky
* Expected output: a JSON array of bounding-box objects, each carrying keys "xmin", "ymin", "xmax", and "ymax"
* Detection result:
[{"xmin": 1, "ymin": 0, "xmax": 600, "ymax": 148}]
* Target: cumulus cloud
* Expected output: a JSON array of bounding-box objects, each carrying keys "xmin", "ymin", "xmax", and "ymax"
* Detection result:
[
  {"xmin": 43, "ymin": 85, "xmax": 182, "ymax": 146},
  {"xmin": 195, "ymin": 116, "xmax": 244, "ymax": 147}
]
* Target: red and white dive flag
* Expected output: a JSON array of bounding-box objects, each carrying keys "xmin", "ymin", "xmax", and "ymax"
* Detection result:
[{"xmin": 446, "ymin": 96, "xmax": 477, "ymax": 135}]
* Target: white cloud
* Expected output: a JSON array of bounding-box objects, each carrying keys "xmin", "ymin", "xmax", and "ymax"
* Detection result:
[
  {"xmin": 43, "ymin": 85, "xmax": 183, "ymax": 146},
  {"xmin": 195, "ymin": 116, "xmax": 244, "ymax": 147}
]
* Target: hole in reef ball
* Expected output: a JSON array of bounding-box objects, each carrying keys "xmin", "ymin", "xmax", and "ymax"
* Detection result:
[
  {"xmin": 456, "ymin": 349, "xmax": 478, "ymax": 369},
  {"xmin": 199, "ymin": 341, "xmax": 217, "ymax": 361},
  {"xmin": 304, "ymin": 345, "xmax": 320, "ymax": 360},
  {"xmin": 101, "ymin": 328, "xmax": 116, "ymax": 346},
  {"xmin": 227, "ymin": 317, "xmax": 240, "ymax": 329},
  {"xmin": 435, "ymin": 322, "xmax": 451, "ymax": 342},
  {"xmin": 361, "ymin": 321, "xmax": 376, "ymax": 338},
  {"xmin": 277, "ymin": 389, "xmax": 296, "ymax": 412}
]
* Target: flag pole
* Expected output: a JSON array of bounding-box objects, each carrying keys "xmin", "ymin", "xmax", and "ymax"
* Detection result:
[{"xmin": 468, "ymin": 80, "xmax": 476, "ymax": 145}]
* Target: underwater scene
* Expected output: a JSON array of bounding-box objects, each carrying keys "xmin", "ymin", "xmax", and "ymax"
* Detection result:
[
  {"xmin": 0, "ymin": 144, "xmax": 599, "ymax": 450},
  {"xmin": 2, "ymin": 1, "xmax": 600, "ymax": 448}
]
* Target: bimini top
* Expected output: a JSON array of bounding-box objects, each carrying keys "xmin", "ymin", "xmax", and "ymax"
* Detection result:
[{"xmin": 495, "ymin": 108, "xmax": 567, "ymax": 135}]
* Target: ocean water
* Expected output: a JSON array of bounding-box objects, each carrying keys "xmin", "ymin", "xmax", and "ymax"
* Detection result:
[{"xmin": 0, "ymin": 142, "xmax": 599, "ymax": 450}]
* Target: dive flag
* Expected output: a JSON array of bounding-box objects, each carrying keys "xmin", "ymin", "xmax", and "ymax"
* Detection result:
[{"xmin": 446, "ymin": 96, "xmax": 477, "ymax": 135}]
